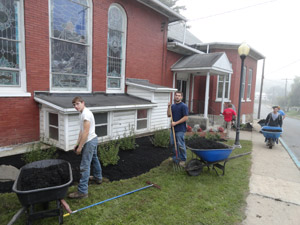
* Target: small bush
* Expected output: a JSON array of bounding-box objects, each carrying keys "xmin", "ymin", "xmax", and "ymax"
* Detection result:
[
  {"xmin": 150, "ymin": 129, "xmax": 170, "ymax": 148},
  {"xmin": 22, "ymin": 142, "xmax": 57, "ymax": 164},
  {"xmin": 119, "ymin": 129, "xmax": 138, "ymax": 150},
  {"xmin": 218, "ymin": 127, "xmax": 224, "ymax": 132},
  {"xmin": 186, "ymin": 125, "xmax": 192, "ymax": 132},
  {"xmin": 98, "ymin": 140, "xmax": 120, "ymax": 167}
]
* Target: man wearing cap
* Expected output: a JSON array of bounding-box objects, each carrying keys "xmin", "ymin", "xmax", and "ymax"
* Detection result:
[{"xmin": 265, "ymin": 106, "xmax": 283, "ymax": 127}]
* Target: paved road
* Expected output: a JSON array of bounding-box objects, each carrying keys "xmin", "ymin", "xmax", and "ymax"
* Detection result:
[{"xmin": 254, "ymin": 101, "xmax": 300, "ymax": 162}]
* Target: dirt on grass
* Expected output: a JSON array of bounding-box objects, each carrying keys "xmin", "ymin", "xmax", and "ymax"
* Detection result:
[{"xmin": 186, "ymin": 137, "xmax": 229, "ymax": 149}]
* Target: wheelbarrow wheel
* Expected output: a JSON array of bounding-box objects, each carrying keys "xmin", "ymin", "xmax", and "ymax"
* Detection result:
[{"xmin": 186, "ymin": 159, "xmax": 203, "ymax": 176}]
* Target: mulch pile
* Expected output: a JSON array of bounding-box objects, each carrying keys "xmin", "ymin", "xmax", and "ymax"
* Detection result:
[
  {"xmin": 19, "ymin": 163, "xmax": 70, "ymax": 191},
  {"xmin": 0, "ymin": 136, "xmax": 172, "ymax": 193},
  {"xmin": 186, "ymin": 137, "xmax": 229, "ymax": 149}
]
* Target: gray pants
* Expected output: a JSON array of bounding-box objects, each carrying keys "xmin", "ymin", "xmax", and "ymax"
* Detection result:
[{"xmin": 224, "ymin": 121, "xmax": 232, "ymax": 138}]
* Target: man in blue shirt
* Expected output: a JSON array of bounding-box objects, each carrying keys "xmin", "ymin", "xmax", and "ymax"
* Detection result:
[
  {"xmin": 167, "ymin": 91, "xmax": 189, "ymax": 167},
  {"xmin": 278, "ymin": 106, "xmax": 286, "ymax": 120}
]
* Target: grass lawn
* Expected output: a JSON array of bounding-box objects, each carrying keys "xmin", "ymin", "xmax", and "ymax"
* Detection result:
[
  {"xmin": 286, "ymin": 110, "xmax": 300, "ymax": 119},
  {"xmin": 1, "ymin": 140, "xmax": 252, "ymax": 225}
]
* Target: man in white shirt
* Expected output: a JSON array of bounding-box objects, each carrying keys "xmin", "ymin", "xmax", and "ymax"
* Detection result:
[{"xmin": 68, "ymin": 96, "xmax": 102, "ymax": 199}]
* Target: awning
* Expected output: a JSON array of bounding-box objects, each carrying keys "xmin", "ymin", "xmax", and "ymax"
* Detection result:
[
  {"xmin": 34, "ymin": 92, "xmax": 157, "ymax": 114},
  {"xmin": 126, "ymin": 78, "xmax": 177, "ymax": 92},
  {"xmin": 171, "ymin": 52, "xmax": 233, "ymax": 75}
]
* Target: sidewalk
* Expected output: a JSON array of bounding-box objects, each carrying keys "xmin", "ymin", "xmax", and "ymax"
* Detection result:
[{"xmin": 231, "ymin": 120, "xmax": 300, "ymax": 225}]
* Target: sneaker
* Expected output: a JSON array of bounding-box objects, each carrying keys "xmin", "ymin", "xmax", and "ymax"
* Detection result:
[
  {"xmin": 179, "ymin": 161, "xmax": 186, "ymax": 168},
  {"xmin": 89, "ymin": 176, "xmax": 102, "ymax": 184},
  {"xmin": 68, "ymin": 191, "xmax": 88, "ymax": 199}
]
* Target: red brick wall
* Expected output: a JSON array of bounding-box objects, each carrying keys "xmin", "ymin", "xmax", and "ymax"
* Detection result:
[{"xmin": 0, "ymin": 0, "xmax": 170, "ymax": 147}]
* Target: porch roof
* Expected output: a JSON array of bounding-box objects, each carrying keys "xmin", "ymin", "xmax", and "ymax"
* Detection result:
[
  {"xmin": 171, "ymin": 52, "xmax": 233, "ymax": 75},
  {"xmin": 34, "ymin": 92, "xmax": 156, "ymax": 114}
]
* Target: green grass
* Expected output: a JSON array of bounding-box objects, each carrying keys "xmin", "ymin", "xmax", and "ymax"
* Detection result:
[
  {"xmin": 286, "ymin": 110, "xmax": 300, "ymax": 119},
  {"xmin": 1, "ymin": 140, "xmax": 252, "ymax": 225}
]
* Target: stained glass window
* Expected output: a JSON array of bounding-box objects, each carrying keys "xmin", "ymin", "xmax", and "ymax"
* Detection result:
[
  {"xmin": 50, "ymin": 0, "xmax": 90, "ymax": 90},
  {"xmin": 0, "ymin": 0, "xmax": 20, "ymax": 86},
  {"xmin": 107, "ymin": 4, "xmax": 126, "ymax": 91}
]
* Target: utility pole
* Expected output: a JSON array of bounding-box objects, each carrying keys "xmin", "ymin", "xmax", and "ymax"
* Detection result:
[
  {"xmin": 258, "ymin": 58, "xmax": 265, "ymax": 119},
  {"xmin": 282, "ymin": 78, "xmax": 292, "ymax": 109}
]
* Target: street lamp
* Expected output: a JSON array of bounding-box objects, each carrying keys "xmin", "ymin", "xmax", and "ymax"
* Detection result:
[{"xmin": 234, "ymin": 43, "xmax": 250, "ymax": 148}]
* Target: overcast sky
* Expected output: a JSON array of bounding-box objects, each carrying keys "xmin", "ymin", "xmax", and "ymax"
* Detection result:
[{"xmin": 176, "ymin": 0, "xmax": 299, "ymax": 89}]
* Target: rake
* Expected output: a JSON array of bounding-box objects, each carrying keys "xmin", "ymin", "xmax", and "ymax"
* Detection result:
[{"xmin": 62, "ymin": 181, "xmax": 160, "ymax": 217}]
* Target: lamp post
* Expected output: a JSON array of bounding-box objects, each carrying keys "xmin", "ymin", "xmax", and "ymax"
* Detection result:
[{"xmin": 234, "ymin": 43, "xmax": 250, "ymax": 148}]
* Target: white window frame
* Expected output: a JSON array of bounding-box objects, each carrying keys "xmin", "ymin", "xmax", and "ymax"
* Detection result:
[
  {"xmin": 241, "ymin": 66, "xmax": 246, "ymax": 101},
  {"xmin": 0, "ymin": 0, "xmax": 30, "ymax": 97},
  {"xmin": 94, "ymin": 112, "xmax": 109, "ymax": 138},
  {"xmin": 136, "ymin": 109, "xmax": 148, "ymax": 132},
  {"xmin": 247, "ymin": 68, "xmax": 253, "ymax": 101},
  {"xmin": 48, "ymin": 0, "xmax": 93, "ymax": 93},
  {"xmin": 215, "ymin": 74, "xmax": 231, "ymax": 102},
  {"xmin": 106, "ymin": 3, "xmax": 127, "ymax": 94}
]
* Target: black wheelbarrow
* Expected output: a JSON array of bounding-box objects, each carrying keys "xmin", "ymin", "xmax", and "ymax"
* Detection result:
[
  {"xmin": 185, "ymin": 144, "xmax": 250, "ymax": 176},
  {"xmin": 8, "ymin": 159, "xmax": 72, "ymax": 225}
]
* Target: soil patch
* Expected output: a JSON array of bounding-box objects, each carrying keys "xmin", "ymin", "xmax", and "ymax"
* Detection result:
[
  {"xmin": 19, "ymin": 163, "xmax": 70, "ymax": 191},
  {"xmin": 0, "ymin": 136, "xmax": 172, "ymax": 193},
  {"xmin": 186, "ymin": 137, "xmax": 229, "ymax": 149}
]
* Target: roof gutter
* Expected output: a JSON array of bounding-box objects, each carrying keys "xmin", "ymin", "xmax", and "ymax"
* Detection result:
[
  {"xmin": 126, "ymin": 81, "xmax": 177, "ymax": 92},
  {"xmin": 34, "ymin": 97, "xmax": 158, "ymax": 114},
  {"xmin": 136, "ymin": 0, "xmax": 186, "ymax": 22},
  {"xmin": 167, "ymin": 42, "xmax": 203, "ymax": 55}
]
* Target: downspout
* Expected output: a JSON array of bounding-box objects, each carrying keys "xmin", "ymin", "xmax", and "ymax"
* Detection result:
[
  {"xmin": 191, "ymin": 74, "xmax": 194, "ymax": 112},
  {"xmin": 172, "ymin": 72, "xmax": 176, "ymax": 103},
  {"xmin": 161, "ymin": 21, "xmax": 166, "ymax": 85}
]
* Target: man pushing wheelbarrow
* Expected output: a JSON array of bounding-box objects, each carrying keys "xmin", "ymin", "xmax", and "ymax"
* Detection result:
[
  {"xmin": 261, "ymin": 105, "xmax": 283, "ymax": 149},
  {"xmin": 167, "ymin": 91, "xmax": 189, "ymax": 168}
]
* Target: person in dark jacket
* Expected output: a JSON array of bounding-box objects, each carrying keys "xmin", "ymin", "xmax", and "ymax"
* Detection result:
[{"xmin": 265, "ymin": 106, "xmax": 283, "ymax": 127}]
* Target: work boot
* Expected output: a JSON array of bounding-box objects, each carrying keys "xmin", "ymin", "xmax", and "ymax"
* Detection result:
[
  {"xmin": 89, "ymin": 176, "xmax": 102, "ymax": 184},
  {"xmin": 68, "ymin": 191, "xmax": 88, "ymax": 199}
]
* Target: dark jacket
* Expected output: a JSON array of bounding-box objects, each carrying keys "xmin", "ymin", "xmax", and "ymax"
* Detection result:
[{"xmin": 265, "ymin": 113, "xmax": 282, "ymax": 127}]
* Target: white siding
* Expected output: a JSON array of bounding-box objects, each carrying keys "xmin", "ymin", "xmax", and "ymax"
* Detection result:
[
  {"xmin": 111, "ymin": 110, "xmax": 135, "ymax": 138},
  {"xmin": 39, "ymin": 108, "xmax": 45, "ymax": 140},
  {"xmin": 67, "ymin": 114, "xmax": 80, "ymax": 150},
  {"xmin": 150, "ymin": 93, "xmax": 170, "ymax": 131}
]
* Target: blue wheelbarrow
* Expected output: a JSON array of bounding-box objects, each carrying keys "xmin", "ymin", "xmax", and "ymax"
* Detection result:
[
  {"xmin": 185, "ymin": 145, "xmax": 250, "ymax": 176},
  {"xmin": 261, "ymin": 126, "xmax": 282, "ymax": 149}
]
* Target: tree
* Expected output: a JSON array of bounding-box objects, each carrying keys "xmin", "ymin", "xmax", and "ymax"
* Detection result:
[
  {"xmin": 288, "ymin": 76, "xmax": 300, "ymax": 107},
  {"xmin": 159, "ymin": 0, "xmax": 186, "ymax": 13}
]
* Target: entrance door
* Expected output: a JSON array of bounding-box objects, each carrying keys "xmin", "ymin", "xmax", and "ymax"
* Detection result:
[{"xmin": 176, "ymin": 80, "xmax": 187, "ymax": 103}]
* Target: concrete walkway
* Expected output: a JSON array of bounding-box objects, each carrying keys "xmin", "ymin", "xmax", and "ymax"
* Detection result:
[{"xmin": 232, "ymin": 120, "xmax": 300, "ymax": 225}]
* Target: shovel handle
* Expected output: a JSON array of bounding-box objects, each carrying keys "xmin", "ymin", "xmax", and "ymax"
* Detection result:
[{"xmin": 169, "ymin": 106, "xmax": 178, "ymax": 158}]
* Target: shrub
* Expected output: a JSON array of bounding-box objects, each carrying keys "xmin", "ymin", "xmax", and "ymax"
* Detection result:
[
  {"xmin": 118, "ymin": 131, "xmax": 138, "ymax": 150},
  {"xmin": 22, "ymin": 142, "xmax": 57, "ymax": 164},
  {"xmin": 98, "ymin": 140, "xmax": 120, "ymax": 167},
  {"xmin": 197, "ymin": 128, "xmax": 202, "ymax": 132},
  {"xmin": 150, "ymin": 129, "xmax": 170, "ymax": 148},
  {"xmin": 187, "ymin": 125, "xmax": 192, "ymax": 132}
]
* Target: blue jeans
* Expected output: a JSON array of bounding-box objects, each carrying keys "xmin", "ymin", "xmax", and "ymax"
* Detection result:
[
  {"xmin": 78, "ymin": 137, "xmax": 102, "ymax": 194},
  {"xmin": 170, "ymin": 130, "xmax": 187, "ymax": 163}
]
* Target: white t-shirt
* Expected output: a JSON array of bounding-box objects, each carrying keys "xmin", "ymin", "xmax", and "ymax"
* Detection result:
[{"xmin": 79, "ymin": 107, "xmax": 97, "ymax": 143}]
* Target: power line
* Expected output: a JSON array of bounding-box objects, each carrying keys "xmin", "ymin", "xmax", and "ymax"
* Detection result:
[{"xmin": 188, "ymin": 0, "xmax": 277, "ymax": 22}]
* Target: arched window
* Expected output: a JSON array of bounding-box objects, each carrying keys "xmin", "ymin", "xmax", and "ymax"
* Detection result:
[
  {"xmin": 106, "ymin": 4, "xmax": 127, "ymax": 93},
  {"xmin": 0, "ymin": 0, "xmax": 29, "ymax": 97},
  {"xmin": 50, "ymin": 0, "xmax": 92, "ymax": 92}
]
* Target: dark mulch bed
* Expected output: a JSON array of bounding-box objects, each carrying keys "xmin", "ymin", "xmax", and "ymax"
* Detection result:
[
  {"xmin": 0, "ymin": 136, "xmax": 172, "ymax": 193},
  {"xmin": 186, "ymin": 137, "xmax": 229, "ymax": 149}
]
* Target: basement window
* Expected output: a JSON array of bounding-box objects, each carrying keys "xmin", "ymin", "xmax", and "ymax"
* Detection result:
[
  {"xmin": 49, "ymin": 113, "xmax": 59, "ymax": 140},
  {"xmin": 95, "ymin": 112, "xmax": 108, "ymax": 137},
  {"xmin": 137, "ymin": 109, "xmax": 148, "ymax": 130}
]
